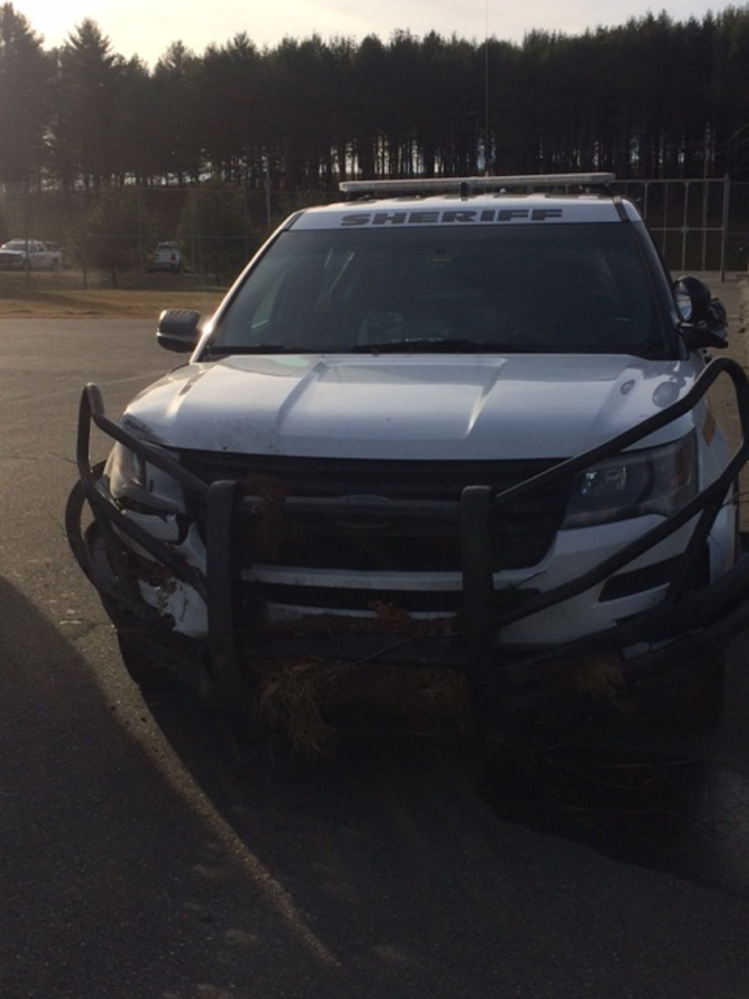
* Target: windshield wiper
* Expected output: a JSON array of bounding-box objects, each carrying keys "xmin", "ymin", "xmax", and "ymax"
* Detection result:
[
  {"xmin": 353, "ymin": 338, "xmax": 505, "ymax": 354},
  {"xmin": 207, "ymin": 338, "xmax": 527, "ymax": 357},
  {"xmin": 205, "ymin": 343, "xmax": 318, "ymax": 356}
]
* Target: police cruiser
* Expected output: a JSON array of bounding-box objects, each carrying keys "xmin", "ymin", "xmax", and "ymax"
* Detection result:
[{"xmin": 67, "ymin": 173, "xmax": 749, "ymax": 733}]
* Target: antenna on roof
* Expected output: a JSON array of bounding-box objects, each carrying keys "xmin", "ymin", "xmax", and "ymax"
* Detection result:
[{"xmin": 484, "ymin": 0, "xmax": 490, "ymax": 174}]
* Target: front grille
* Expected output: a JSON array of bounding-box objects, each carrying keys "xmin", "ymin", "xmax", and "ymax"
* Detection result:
[{"xmin": 180, "ymin": 452, "xmax": 570, "ymax": 573}]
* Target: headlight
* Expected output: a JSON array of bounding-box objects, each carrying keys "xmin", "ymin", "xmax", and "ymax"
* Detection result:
[
  {"xmin": 562, "ymin": 433, "xmax": 697, "ymax": 529},
  {"xmin": 103, "ymin": 442, "xmax": 184, "ymax": 514}
]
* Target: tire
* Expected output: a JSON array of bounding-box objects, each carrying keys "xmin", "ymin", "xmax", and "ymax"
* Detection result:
[
  {"xmin": 667, "ymin": 656, "xmax": 726, "ymax": 729},
  {"xmin": 117, "ymin": 633, "xmax": 172, "ymax": 690}
]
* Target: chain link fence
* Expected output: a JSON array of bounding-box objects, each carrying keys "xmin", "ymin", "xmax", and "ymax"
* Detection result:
[
  {"xmin": 1, "ymin": 178, "xmax": 748, "ymax": 284},
  {"xmin": 614, "ymin": 177, "xmax": 749, "ymax": 277}
]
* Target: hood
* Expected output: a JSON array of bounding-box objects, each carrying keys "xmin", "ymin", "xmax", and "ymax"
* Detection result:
[{"xmin": 121, "ymin": 353, "xmax": 700, "ymax": 461}]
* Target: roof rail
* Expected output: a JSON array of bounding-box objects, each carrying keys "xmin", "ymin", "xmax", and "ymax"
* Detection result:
[{"xmin": 339, "ymin": 173, "xmax": 617, "ymax": 199}]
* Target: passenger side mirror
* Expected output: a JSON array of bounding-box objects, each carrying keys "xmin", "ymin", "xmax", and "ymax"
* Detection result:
[
  {"xmin": 156, "ymin": 309, "xmax": 201, "ymax": 353},
  {"xmin": 674, "ymin": 276, "xmax": 728, "ymax": 351}
]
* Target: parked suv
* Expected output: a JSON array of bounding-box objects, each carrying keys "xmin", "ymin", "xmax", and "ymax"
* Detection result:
[
  {"xmin": 68, "ymin": 173, "xmax": 749, "ymax": 733},
  {"xmin": 146, "ymin": 241, "xmax": 182, "ymax": 273}
]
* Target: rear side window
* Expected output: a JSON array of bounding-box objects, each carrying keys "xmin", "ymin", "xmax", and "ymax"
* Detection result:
[{"xmin": 213, "ymin": 223, "xmax": 666, "ymax": 355}]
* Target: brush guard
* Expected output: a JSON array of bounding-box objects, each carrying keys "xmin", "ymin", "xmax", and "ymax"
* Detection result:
[{"xmin": 67, "ymin": 357, "xmax": 749, "ymax": 721}]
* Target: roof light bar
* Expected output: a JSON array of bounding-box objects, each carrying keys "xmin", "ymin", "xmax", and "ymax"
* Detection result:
[{"xmin": 339, "ymin": 173, "xmax": 616, "ymax": 198}]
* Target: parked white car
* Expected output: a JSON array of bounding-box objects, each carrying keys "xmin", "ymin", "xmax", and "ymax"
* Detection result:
[
  {"xmin": 67, "ymin": 173, "xmax": 749, "ymax": 734},
  {"xmin": 0, "ymin": 239, "xmax": 62, "ymax": 271}
]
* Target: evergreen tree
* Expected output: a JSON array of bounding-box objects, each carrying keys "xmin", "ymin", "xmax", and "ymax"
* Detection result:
[{"xmin": 0, "ymin": 4, "xmax": 53, "ymax": 186}]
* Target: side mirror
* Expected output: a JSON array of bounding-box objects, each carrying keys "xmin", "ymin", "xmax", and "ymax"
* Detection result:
[
  {"xmin": 156, "ymin": 308, "xmax": 201, "ymax": 353},
  {"xmin": 673, "ymin": 276, "xmax": 728, "ymax": 351}
]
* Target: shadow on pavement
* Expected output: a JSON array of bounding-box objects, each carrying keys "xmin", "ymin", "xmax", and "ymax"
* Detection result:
[
  {"xmin": 141, "ymin": 642, "xmax": 749, "ymax": 999},
  {"xmin": 0, "ymin": 577, "xmax": 345, "ymax": 999},
  {"xmin": 6, "ymin": 567, "xmax": 749, "ymax": 999}
]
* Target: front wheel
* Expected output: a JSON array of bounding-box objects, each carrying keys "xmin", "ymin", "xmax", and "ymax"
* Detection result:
[
  {"xmin": 117, "ymin": 633, "xmax": 172, "ymax": 689},
  {"xmin": 666, "ymin": 656, "xmax": 727, "ymax": 729}
]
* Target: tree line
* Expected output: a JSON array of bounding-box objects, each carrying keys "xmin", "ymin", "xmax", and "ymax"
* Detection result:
[{"xmin": 3, "ymin": 2, "xmax": 749, "ymax": 196}]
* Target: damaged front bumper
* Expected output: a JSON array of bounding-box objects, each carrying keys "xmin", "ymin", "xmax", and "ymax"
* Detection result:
[{"xmin": 67, "ymin": 358, "xmax": 749, "ymax": 727}]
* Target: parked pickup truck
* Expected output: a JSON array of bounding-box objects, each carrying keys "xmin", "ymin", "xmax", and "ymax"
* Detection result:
[
  {"xmin": 0, "ymin": 239, "xmax": 62, "ymax": 271},
  {"xmin": 146, "ymin": 241, "xmax": 183, "ymax": 273}
]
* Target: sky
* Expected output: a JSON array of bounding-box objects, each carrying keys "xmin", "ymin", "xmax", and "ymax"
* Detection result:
[{"xmin": 12, "ymin": 0, "xmax": 740, "ymax": 67}]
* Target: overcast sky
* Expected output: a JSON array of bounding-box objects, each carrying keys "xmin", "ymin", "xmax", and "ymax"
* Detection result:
[{"xmin": 13, "ymin": 0, "xmax": 738, "ymax": 66}]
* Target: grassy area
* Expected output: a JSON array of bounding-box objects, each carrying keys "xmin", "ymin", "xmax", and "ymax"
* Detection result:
[{"xmin": 0, "ymin": 270, "xmax": 227, "ymax": 319}]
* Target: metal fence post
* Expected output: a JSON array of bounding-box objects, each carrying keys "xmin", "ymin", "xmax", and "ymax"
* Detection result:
[{"xmin": 721, "ymin": 174, "xmax": 730, "ymax": 281}]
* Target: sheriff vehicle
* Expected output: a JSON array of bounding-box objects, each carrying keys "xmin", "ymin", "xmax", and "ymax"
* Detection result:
[{"xmin": 67, "ymin": 173, "xmax": 749, "ymax": 733}]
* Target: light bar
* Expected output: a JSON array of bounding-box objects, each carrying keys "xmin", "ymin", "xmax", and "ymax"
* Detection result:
[{"xmin": 339, "ymin": 173, "xmax": 616, "ymax": 198}]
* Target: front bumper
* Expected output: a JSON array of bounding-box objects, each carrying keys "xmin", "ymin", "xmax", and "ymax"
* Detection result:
[
  {"xmin": 0, "ymin": 255, "xmax": 25, "ymax": 270},
  {"xmin": 67, "ymin": 357, "xmax": 749, "ymax": 726}
]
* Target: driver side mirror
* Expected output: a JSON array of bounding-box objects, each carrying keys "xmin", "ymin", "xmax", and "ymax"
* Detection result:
[
  {"xmin": 673, "ymin": 275, "xmax": 728, "ymax": 351},
  {"xmin": 156, "ymin": 308, "xmax": 202, "ymax": 353}
]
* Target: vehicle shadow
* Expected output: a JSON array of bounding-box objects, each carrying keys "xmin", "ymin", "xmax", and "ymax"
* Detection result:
[
  {"xmin": 6, "ymin": 567, "xmax": 749, "ymax": 998},
  {"xmin": 0, "ymin": 577, "xmax": 347, "ymax": 998},
  {"xmin": 480, "ymin": 737, "xmax": 749, "ymax": 898},
  {"xmin": 146, "ymin": 661, "xmax": 749, "ymax": 900},
  {"xmin": 139, "ymin": 644, "xmax": 749, "ymax": 996}
]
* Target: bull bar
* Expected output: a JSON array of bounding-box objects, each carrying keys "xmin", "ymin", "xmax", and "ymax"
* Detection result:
[{"xmin": 67, "ymin": 357, "xmax": 749, "ymax": 721}]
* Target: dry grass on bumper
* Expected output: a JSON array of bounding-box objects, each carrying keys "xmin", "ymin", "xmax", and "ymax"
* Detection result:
[{"xmin": 253, "ymin": 658, "xmax": 472, "ymax": 754}]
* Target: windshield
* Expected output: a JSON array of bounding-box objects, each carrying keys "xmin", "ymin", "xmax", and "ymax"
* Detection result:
[{"xmin": 211, "ymin": 223, "xmax": 666, "ymax": 356}]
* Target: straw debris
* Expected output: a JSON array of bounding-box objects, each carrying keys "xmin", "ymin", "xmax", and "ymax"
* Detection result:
[
  {"xmin": 252, "ymin": 656, "xmax": 471, "ymax": 755},
  {"xmin": 566, "ymin": 656, "xmax": 625, "ymax": 699}
]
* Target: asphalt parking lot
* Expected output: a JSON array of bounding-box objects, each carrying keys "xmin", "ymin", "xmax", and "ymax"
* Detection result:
[{"xmin": 1, "ymin": 289, "xmax": 749, "ymax": 998}]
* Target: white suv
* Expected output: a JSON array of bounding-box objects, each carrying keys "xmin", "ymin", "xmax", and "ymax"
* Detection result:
[
  {"xmin": 146, "ymin": 241, "xmax": 182, "ymax": 273},
  {"xmin": 68, "ymin": 173, "xmax": 749, "ymax": 732}
]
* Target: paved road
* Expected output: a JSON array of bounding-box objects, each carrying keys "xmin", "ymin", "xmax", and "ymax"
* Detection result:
[{"xmin": 1, "ymin": 298, "xmax": 749, "ymax": 998}]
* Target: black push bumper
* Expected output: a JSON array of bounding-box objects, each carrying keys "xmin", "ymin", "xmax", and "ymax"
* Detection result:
[{"xmin": 67, "ymin": 357, "xmax": 749, "ymax": 722}]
